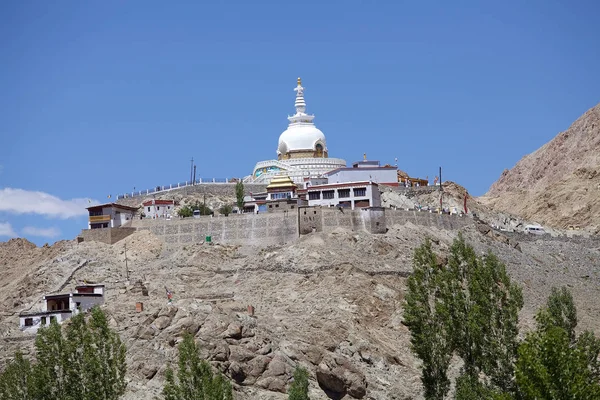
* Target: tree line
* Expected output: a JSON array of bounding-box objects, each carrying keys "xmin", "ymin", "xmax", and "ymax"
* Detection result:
[{"xmin": 404, "ymin": 234, "xmax": 600, "ymax": 399}]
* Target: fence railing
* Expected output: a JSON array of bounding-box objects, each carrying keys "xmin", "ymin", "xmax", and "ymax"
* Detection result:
[{"xmin": 116, "ymin": 178, "xmax": 240, "ymax": 200}]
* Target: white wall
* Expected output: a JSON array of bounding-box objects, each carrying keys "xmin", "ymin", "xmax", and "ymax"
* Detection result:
[
  {"xmin": 326, "ymin": 168, "xmax": 397, "ymax": 185},
  {"xmin": 307, "ymin": 184, "xmax": 380, "ymax": 209},
  {"xmin": 145, "ymin": 204, "xmax": 174, "ymax": 218},
  {"xmin": 20, "ymin": 311, "xmax": 73, "ymax": 332}
]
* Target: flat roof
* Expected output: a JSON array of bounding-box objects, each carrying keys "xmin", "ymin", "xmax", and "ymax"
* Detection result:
[
  {"xmin": 75, "ymin": 284, "xmax": 105, "ymax": 288},
  {"xmin": 142, "ymin": 199, "xmax": 176, "ymax": 206},
  {"xmin": 325, "ymin": 166, "xmax": 397, "ymax": 175},
  {"xmin": 86, "ymin": 203, "xmax": 139, "ymax": 212},
  {"xmin": 44, "ymin": 293, "xmax": 71, "ymax": 300},
  {"xmin": 72, "ymin": 293, "xmax": 103, "ymax": 297},
  {"xmin": 307, "ymin": 181, "xmax": 378, "ymax": 190},
  {"xmin": 20, "ymin": 309, "xmax": 73, "ymax": 317}
]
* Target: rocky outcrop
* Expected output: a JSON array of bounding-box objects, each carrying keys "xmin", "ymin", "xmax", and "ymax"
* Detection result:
[{"xmin": 482, "ymin": 103, "xmax": 600, "ymax": 230}]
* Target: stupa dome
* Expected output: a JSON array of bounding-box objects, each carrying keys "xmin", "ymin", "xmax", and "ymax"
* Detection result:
[
  {"xmin": 277, "ymin": 125, "xmax": 326, "ymax": 155},
  {"xmin": 276, "ymin": 77, "xmax": 328, "ymax": 158}
]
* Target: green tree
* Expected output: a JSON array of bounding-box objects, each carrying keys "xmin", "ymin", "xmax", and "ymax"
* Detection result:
[
  {"xmin": 235, "ymin": 181, "xmax": 245, "ymax": 212},
  {"xmin": 403, "ymin": 234, "xmax": 523, "ymax": 399},
  {"xmin": 0, "ymin": 351, "xmax": 34, "ymax": 400},
  {"xmin": 177, "ymin": 205, "xmax": 194, "ymax": 218},
  {"xmin": 515, "ymin": 287, "xmax": 600, "ymax": 399},
  {"xmin": 163, "ymin": 333, "xmax": 233, "ymax": 400},
  {"xmin": 288, "ymin": 365, "xmax": 310, "ymax": 400},
  {"xmin": 219, "ymin": 204, "xmax": 233, "ymax": 216},
  {"xmin": 191, "ymin": 202, "xmax": 213, "ymax": 216},
  {"xmin": 455, "ymin": 373, "xmax": 513, "ymax": 400},
  {"xmin": 0, "ymin": 308, "xmax": 126, "ymax": 400}
]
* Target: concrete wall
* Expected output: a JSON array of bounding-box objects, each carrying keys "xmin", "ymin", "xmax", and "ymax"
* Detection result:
[
  {"xmin": 72, "ymin": 295, "xmax": 104, "ymax": 312},
  {"xmin": 132, "ymin": 213, "xmax": 298, "ymax": 247},
  {"xmin": 131, "ymin": 207, "xmax": 473, "ymax": 248},
  {"xmin": 79, "ymin": 227, "xmax": 136, "ymax": 245},
  {"xmin": 326, "ymin": 168, "xmax": 398, "ymax": 185}
]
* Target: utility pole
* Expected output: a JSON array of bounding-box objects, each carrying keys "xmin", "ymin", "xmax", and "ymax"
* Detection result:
[
  {"xmin": 124, "ymin": 243, "xmax": 129, "ymax": 280},
  {"xmin": 190, "ymin": 157, "xmax": 194, "ymax": 184},
  {"xmin": 439, "ymin": 166, "xmax": 443, "ymax": 212}
]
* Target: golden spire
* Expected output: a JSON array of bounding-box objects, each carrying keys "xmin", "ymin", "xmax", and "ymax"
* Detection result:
[{"xmin": 297, "ymin": 77, "xmax": 302, "ymax": 86}]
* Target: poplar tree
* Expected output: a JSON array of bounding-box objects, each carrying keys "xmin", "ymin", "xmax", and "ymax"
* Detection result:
[
  {"xmin": 0, "ymin": 351, "xmax": 34, "ymax": 400},
  {"xmin": 163, "ymin": 333, "xmax": 233, "ymax": 400},
  {"xmin": 235, "ymin": 181, "xmax": 245, "ymax": 212},
  {"xmin": 403, "ymin": 234, "xmax": 523, "ymax": 399},
  {"xmin": 516, "ymin": 287, "xmax": 600, "ymax": 399},
  {"xmin": 0, "ymin": 307, "xmax": 126, "ymax": 400}
]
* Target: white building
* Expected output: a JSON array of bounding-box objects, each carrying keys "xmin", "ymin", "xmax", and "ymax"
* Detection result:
[
  {"xmin": 142, "ymin": 199, "xmax": 176, "ymax": 219},
  {"xmin": 325, "ymin": 160, "xmax": 399, "ymax": 185},
  {"xmin": 19, "ymin": 284, "xmax": 105, "ymax": 333},
  {"xmin": 306, "ymin": 181, "xmax": 381, "ymax": 209},
  {"xmin": 246, "ymin": 78, "xmax": 346, "ymax": 184},
  {"xmin": 86, "ymin": 203, "xmax": 138, "ymax": 229}
]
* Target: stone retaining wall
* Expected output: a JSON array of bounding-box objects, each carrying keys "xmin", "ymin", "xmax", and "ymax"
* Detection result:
[
  {"xmin": 79, "ymin": 227, "xmax": 136, "ymax": 244},
  {"xmin": 131, "ymin": 207, "xmax": 474, "ymax": 248},
  {"xmin": 132, "ymin": 213, "xmax": 298, "ymax": 247}
]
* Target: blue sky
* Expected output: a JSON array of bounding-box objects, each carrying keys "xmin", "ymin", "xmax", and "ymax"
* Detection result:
[{"xmin": 1, "ymin": 0, "xmax": 599, "ymax": 245}]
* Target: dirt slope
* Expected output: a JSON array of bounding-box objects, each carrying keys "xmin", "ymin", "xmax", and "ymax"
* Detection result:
[
  {"xmin": 481, "ymin": 103, "xmax": 600, "ymax": 231},
  {"xmin": 1, "ymin": 224, "xmax": 600, "ymax": 399}
]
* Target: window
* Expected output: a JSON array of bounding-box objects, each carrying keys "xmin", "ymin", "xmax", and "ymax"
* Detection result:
[
  {"xmin": 157, "ymin": 206, "xmax": 160, "ymax": 210},
  {"xmin": 275, "ymin": 204, "xmax": 279, "ymax": 208},
  {"xmin": 24, "ymin": 318, "xmax": 33, "ymax": 326},
  {"xmin": 89, "ymin": 210, "xmax": 103, "ymax": 216},
  {"xmin": 322, "ymin": 190, "xmax": 335, "ymax": 199},
  {"xmin": 269, "ymin": 205, "xmax": 273, "ymax": 208},
  {"xmin": 41, "ymin": 317, "xmax": 47, "ymax": 325},
  {"xmin": 308, "ymin": 192, "xmax": 320, "ymax": 200},
  {"xmin": 50, "ymin": 316, "xmax": 57, "ymax": 323},
  {"xmin": 354, "ymin": 188, "xmax": 366, "ymax": 197},
  {"xmin": 168, "ymin": 206, "xmax": 171, "ymax": 209},
  {"xmin": 147, "ymin": 207, "xmax": 150, "ymax": 212},
  {"xmin": 338, "ymin": 189, "xmax": 350, "ymax": 198}
]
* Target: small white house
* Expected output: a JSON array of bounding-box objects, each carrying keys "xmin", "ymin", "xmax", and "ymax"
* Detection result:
[
  {"xmin": 306, "ymin": 181, "xmax": 381, "ymax": 209},
  {"xmin": 19, "ymin": 284, "xmax": 105, "ymax": 333},
  {"xmin": 142, "ymin": 199, "xmax": 176, "ymax": 219},
  {"xmin": 86, "ymin": 203, "xmax": 138, "ymax": 229}
]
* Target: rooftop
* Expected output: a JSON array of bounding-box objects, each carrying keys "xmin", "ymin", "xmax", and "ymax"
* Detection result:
[{"xmin": 86, "ymin": 203, "xmax": 139, "ymax": 212}]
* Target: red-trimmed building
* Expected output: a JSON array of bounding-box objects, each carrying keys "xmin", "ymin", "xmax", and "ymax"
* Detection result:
[{"xmin": 142, "ymin": 199, "xmax": 177, "ymax": 219}]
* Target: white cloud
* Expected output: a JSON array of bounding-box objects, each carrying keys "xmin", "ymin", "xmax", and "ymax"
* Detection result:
[
  {"xmin": 0, "ymin": 188, "xmax": 97, "ymax": 219},
  {"xmin": 0, "ymin": 222, "xmax": 18, "ymax": 238},
  {"xmin": 22, "ymin": 226, "xmax": 61, "ymax": 238}
]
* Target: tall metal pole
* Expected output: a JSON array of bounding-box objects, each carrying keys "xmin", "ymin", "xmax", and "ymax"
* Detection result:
[
  {"xmin": 190, "ymin": 157, "xmax": 194, "ymax": 184},
  {"xmin": 124, "ymin": 243, "xmax": 129, "ymax": 280},
  {"xmin": 439, "ymin": 166, "xmax": 443, "ymax": 212},
  {"xmin": 193, "ymin": 165, "xmax": 197, "ymax": 185}
]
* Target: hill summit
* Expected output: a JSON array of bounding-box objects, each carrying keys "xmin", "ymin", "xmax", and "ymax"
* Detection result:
[{"xmin": 482, "ymin": 103, "xmax": 600, "ymax": 231}]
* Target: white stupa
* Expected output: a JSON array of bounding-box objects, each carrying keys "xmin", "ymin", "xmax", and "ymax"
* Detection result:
[{"xmin": 246, "ymin": 78, "xmax": 346, "ymax": 184}]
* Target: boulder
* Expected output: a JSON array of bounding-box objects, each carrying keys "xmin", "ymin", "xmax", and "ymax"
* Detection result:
[
  {"xmin": 316, "ymin": 354, "xmax": 367, "ymax": 399},
  {"xmin": 222, "ymin": 322, "xmax": 243, "ymax": 339}
]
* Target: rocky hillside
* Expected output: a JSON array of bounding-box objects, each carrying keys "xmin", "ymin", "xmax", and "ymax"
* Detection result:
[
  {"xmin": 481, "ymin": 103, "xmax": 600, "ymax": 231},
  {"xmin": 1, "ymin": 222, "xmax": 600, "ymax": 399}
]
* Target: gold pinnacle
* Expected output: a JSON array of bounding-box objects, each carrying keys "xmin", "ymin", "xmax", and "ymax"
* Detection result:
[{"xmin": 297, "ymin": 77, "xmax": 302, "ymax": 86}]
